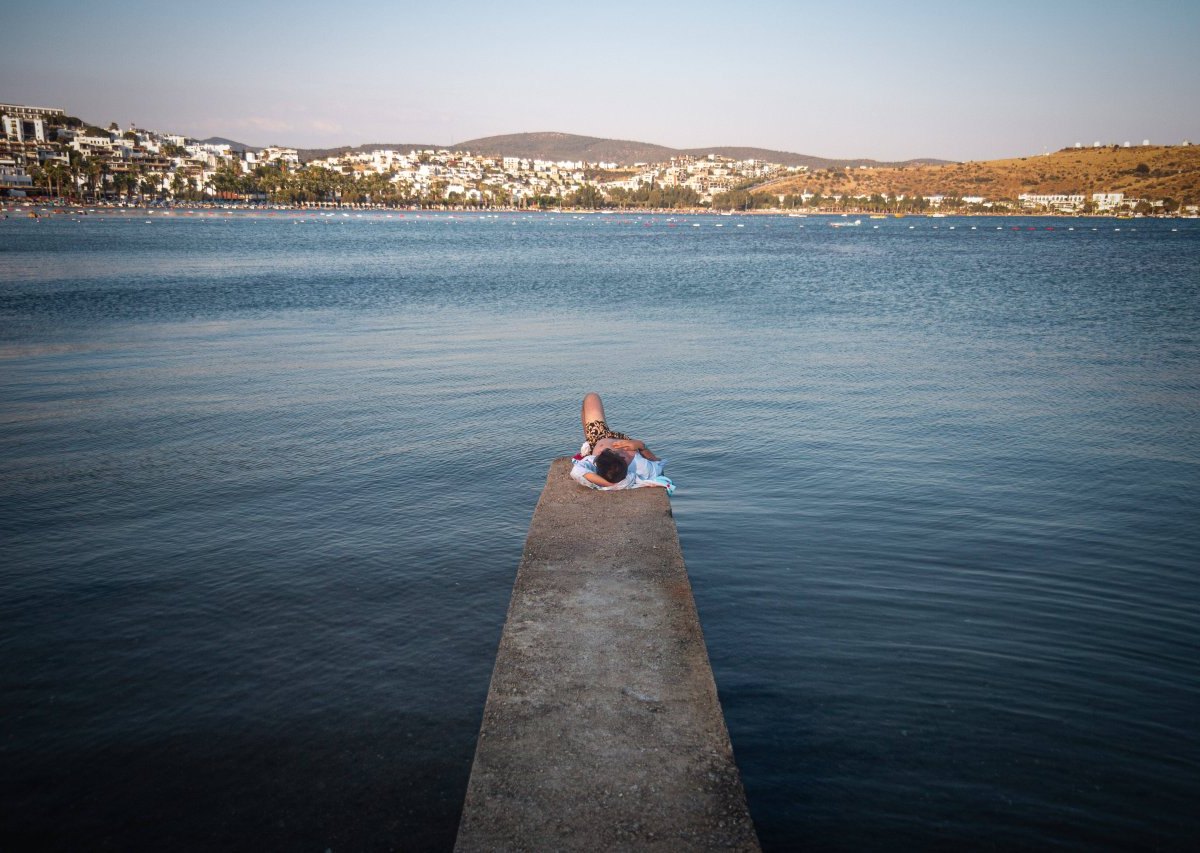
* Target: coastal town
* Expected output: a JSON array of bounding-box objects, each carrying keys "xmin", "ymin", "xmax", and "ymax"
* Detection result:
[
  {"xmin": 0, "ymin": 101, "xmax": 791, "ymax": 210},
  {"xmin": 2, "ymin": 101, "xmax": 1196, "ymax": 215}
]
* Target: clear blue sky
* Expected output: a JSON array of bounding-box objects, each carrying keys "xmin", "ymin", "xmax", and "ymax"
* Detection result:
[{"xmin": 5, "ymin": 0, "xmax": 1197, "ymax": 161}]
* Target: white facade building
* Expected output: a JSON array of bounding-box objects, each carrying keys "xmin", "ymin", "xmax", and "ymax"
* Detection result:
[
  {"xmin": 2, "ymin": 114, "xmax": 47, "ymax": 143},
  {"xmin": 260, "ymin": 147, "xmax": 300, "ymax": 165},
  {"xmin": 1020, "ymin": 193, "xmax": 1085, "ymax": 211}
]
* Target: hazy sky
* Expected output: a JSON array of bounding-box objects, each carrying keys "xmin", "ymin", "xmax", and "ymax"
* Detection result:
[{"xmin": 5, "ymin": 0, "xmax": 1197, "ymax": 161}]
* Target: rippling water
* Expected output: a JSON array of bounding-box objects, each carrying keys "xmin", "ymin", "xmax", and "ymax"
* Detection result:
[{"xmin": 2, "ymin": 211, "xmax": 1198, "ymax": 850}]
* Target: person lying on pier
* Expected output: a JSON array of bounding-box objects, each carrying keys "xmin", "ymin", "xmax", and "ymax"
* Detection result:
[{"xmin": 570, "ymin": 393, "xmax": 674, "ymax": 493}]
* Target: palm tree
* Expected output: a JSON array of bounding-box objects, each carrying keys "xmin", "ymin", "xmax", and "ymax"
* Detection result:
[
  {"xmin": 110, "ymin": 171, "xmax": 129, "ymax": 202},
  {"xmin": 128, "ymin": 164, "xmax": 145, "ymax": 205},
  {"xmin": 65, "ymin": 150, "xmax": 87, "ymax": 201},
  {"xmin": 42, "ymin": 162, "xmax": 67, "ymax": 199},
  {"xmin": 86, "ymin": 158, "xmax": 104, "ymax": 202},
  {"xmin": 26, "ymin": 163, "xmax": 47, "ymax": 198},
  {"xmin": 170, "ymin": 172, "xmax": 188, "ymax": 200}
]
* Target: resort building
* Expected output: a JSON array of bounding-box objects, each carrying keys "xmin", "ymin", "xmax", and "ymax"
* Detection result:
[
  {"xmin": 2, "ymin": 113, "xmax": 46, "ymax": 144},
  {"xmin": 1020, "ymin": 193, "xmax": 1086, "ymax": 212}
]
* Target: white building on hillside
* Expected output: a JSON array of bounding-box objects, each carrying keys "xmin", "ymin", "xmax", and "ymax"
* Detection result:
[
  {"xmin": 260, "ymin": 147, "xmax": 299, "ymax": 165},
  {"xmin": 2, "ymin": 114, "xmax": 47, "ymax": 143},
  {"xmin": 1020, "ymin": 193, "xmax": 1085, "ymax": 211}
]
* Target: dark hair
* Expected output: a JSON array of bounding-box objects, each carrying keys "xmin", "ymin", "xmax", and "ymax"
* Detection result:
[{"xmin": 594, "ymin": 449, "xmax": 629, "ymax": 484}]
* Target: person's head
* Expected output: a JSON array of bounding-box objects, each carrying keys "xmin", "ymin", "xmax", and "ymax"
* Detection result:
[{"xmin": 594, "ymin": 448, "xmax": 629, "ymax": 484}]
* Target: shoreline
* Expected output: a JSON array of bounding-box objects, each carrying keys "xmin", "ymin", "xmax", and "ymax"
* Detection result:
[{"xmin": 3, "ymin": 200, "xmax": 1193, "ymax": 220}]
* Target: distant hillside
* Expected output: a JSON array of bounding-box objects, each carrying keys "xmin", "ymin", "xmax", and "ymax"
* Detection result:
[
  {"xmin": 297, "ymin": 142, "xmax": 440, "ymax": 161},
  {"xmin": 678, "ymin": 146, "xmax": 946, "ymax": 170},
  {"xmin": 295, "ymin": 133, "xmax": 680, "ymax": 165},
  {"xmin": 449, "ymin": 132, "xmax": 678, "ymax": 164},
  {"xmin": 753, "ymin": 144, "xmax": 1200, "ymax": 204},
  {"xmin": 292, "ymin": 132, "xmax": 948, "ymax": 168},
  {"xmin": 453, "ymin": 133, "xmax": 946, "ymax": 168},
  {"xmin": 200, "ymin": 136, "xmax": 254, "ymax": 152}
]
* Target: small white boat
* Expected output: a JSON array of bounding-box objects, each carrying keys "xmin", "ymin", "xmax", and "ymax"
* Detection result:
[{"xmin": 829, "ymin": 219, "xmax": 861, "ymax": 227}]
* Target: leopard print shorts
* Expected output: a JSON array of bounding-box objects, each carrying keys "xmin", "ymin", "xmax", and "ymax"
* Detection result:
[{"xmin": 584, "ymin": 419, "xmax": 630, "ymax": 447}]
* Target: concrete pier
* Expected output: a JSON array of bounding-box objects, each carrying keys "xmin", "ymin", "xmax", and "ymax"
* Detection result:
[{"xmin": 455, "ymin": 458, "xmax": 759, "ymax": 852}]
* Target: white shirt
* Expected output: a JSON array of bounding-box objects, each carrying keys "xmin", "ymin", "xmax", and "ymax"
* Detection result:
[{"xmin": 570, "ymin": 452, "xmax": 668, "ymax": 490}]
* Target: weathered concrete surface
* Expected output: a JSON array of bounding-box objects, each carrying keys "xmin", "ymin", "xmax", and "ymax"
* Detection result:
[{"xmin": 455, "ymin": 458, "xmax": 759, "ymax": 852}]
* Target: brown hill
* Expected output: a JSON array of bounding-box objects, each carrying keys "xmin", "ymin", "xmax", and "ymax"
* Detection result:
[
  {"xmin": 297, "ymin": 132, "xmax": 947, "ymax": 169},
  {"xmin": 296, "ymin": 142, "xmax": 440, "ymax": 161},
  {"xmin": 296, "ymin": 133, "xmax": 673, "ymax": 165},
  {"xmin": 678, "ymin": 146, "xmax": 944, "ymax": 170},
  {"xmin": 755, "ymin": 144, "xmax": 1200, "ymax": 204},
  {"xmin": 451, "ymin": 132, "xmax": 679, "ymax": 164},
  {"xmin": 452, "ymin": 133, "xmax": 945, "ymax": 168}
]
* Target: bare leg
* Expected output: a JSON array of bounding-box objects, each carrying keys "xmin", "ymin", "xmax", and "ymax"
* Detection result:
[{"xmin": 581, "ymin": 392, "xmax": 606, "ymax": 435}]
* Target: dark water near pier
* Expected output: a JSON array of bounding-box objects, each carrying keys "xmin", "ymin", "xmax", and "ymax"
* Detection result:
[{"xmin": 2, "ymin": 209, "xmax": 1198, "ymax": 850}]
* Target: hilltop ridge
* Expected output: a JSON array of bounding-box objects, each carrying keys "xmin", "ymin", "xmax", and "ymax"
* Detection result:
[
  {"xmin": 754, "ymin": 144, "xmax": 1200, "ymax": 207},
  {"xmin": 292, "ymin": 131, "xmax": 947, "ymax": 169},
  {"xmin": 10, "ymin": 102, "xmax": 1196, "ymax": 209}
]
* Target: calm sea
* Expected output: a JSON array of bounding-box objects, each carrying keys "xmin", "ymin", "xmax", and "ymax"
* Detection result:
[{"xmin": 2, "ymin": 210, "xmax": 1197, "ymax": 851}]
